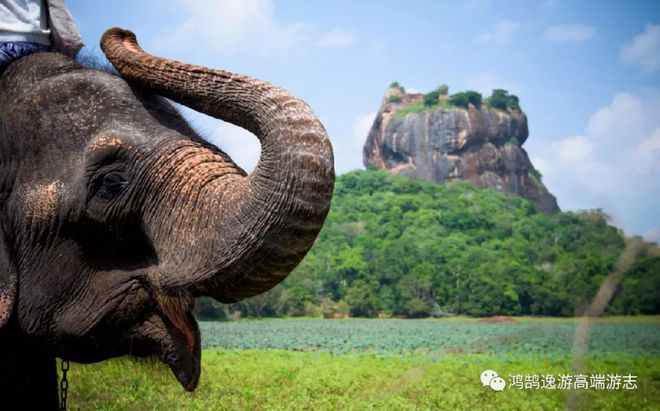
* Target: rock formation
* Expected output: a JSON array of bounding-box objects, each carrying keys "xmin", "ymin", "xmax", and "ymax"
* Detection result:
[{"xmin": 363, "ymin": 86, "xmax": 560, "ymax": 214}]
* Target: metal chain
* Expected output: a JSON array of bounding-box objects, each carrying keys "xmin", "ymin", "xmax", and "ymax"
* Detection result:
[{"xmin": 60, "ymin": 360, "xmax": 70, "ymax": 411}]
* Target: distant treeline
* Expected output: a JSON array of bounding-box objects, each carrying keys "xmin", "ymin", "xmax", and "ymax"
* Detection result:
[{"xmin": 196, "ymin": 169, "xmax": 659, "ymax": 319}]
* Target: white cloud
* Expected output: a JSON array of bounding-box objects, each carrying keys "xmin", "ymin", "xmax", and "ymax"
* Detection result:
[
  {"xmin": 586, "ymin": 92, "xmax": 644, "ymax": 140},
  {"xmin": 317, "ymin": 30, "xmax": 354, "ymax": 47},
  {"xmin": 533, "ymin": 90, "xmax": 660, "ymax": 238},
  {"xmin": 331, "ymin": 112, "xmax": 376, "ymax": 174},
  {"xmin": 552, "ymin": 135, "xmax": 594, "ymax": 163},
  {"xmin": 209, "ymin": 123, "xmax": 261, "ymax": 173},
  {"xmin": 155, "ymin": 0, "xmax": 309, "ymax": 56},
  {"xmin": 621, "ymin": 23, "xmax": 660, "ymax": 74},
  {"xmin": 476, "ymin": 20, "xmax": 520, "ymax": 44},
  {"xmin": 549, "ymin": 136, "xmax": 616, "ymax": 197},
  {"xmin": 543, "ymin": 24, "xmax": 596, "ymax": 43},
  {"xmin": 531, "ymin": 157, "xmax": 550, "ymax": 175},
  {"xmin": 353, "ymin": 112, "xmax": 377, "ymax": 145},
  {"xmin": 629, "ymin": 128, "xmax": 660, "ymax": 174},
  {"xmin": 173, "ymin": 104, "xmax": 260, "ymax": 173}
]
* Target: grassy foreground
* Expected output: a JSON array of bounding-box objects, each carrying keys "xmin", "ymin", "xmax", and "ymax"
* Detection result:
[{"xmin": 63, "ymin": 350, "xmax": 658, "ymax": 410}]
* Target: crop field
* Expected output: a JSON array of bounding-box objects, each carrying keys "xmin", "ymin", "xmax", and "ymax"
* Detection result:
[
  {"xmin": 198, "ymin": 318, "xmax": 660, "ymax": 357},
  {"xmin": 63, "ymin": 317, "xmax": 660, "ymax": 410}
]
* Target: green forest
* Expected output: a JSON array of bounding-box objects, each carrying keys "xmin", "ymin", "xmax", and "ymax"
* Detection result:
[{"xmin": 197, "ymin": 169, "xmax": 659, "ymax": 319}]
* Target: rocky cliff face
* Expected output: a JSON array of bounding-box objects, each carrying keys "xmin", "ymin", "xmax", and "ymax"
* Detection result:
[{"xmin": 363, "ymin": 87, "xmax": 560, "ymax": 214}]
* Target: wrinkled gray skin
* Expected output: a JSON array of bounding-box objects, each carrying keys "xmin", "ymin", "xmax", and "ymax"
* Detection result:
[{"xmin": 0, "ymin": 28, "xmax": 334, "ymax": 409}]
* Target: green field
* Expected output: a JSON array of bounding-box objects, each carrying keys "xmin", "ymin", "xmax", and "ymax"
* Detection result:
[
  {"xmin": 63, "ymin": 317, "xmax": 660, "ymax": 410},
  {"xmin": 198, "ymin": 317, "xmax": 660, "ymax": 356}
]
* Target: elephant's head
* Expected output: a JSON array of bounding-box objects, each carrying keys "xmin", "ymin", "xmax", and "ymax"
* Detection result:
[{"xmin": 0, "ymin": 28, "xmax": 333, "ymax": 393}]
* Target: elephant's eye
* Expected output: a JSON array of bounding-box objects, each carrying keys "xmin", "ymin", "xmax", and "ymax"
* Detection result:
[{"xmin": 97, "ymin": 170, "xmax": 128, "ymax": 200}]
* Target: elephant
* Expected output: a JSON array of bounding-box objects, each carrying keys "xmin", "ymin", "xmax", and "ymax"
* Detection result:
[{"xmin": 0, "ymin": 28, "xmax": 334, "ymax": 409}]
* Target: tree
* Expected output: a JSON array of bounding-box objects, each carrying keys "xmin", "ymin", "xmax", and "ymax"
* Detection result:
[
  {"xmin": 232, "ymin": 287, "xmax": 281, "ymax": 317},
  {"xmin": 397, "ymin": 262, "xmax": 435, "ymax": 317},
  {"xmin": 465, "ymin": 91, "xmax": 482, "ymax": 108},
  {"xmin": 195, "ymin": 297, "xmax": 227, "ymax": 320},
  {"xmin": 276, "ymin": 288, "xmax": 306, "ymax": 316},
  {"xmin": 389, "ymin": 81, "xmax": 405, "ymax": 92},
  {"xmin": 450, "ymin": 93, "xmax": 468, "ymax": 107},
  {"xmin": 449, "ymin": 91, "xmax": 482, "ymax": 108},
  {"xmin": 345, "ymin": 280, "xmax": 380, "ymax": 317},
  {"xmin": 388, "ymin": 95, "xmax": 402, "ymax": 103},
  {"xmin": 266, "ymin": 169, "xmax": 646, "ymax": 318},
  {"xmin": 487, "ymin": 89, "xmax": 521, "ymax": 111},
  {"xmin": 424, "ymin": 90, "xmax": 440, "ymax": 106}
]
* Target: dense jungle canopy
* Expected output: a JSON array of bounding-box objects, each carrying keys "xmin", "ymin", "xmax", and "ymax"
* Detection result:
[{"xmin": 198, "ymin": 169, "xmax": 659, "ymax": 319}]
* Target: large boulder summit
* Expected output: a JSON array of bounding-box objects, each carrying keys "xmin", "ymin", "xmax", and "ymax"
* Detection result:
[{"xmin": 363, "ymin": 85, "xmax": 560, "ymax": 214}]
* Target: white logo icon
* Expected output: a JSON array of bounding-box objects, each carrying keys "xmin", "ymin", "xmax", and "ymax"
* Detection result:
[
  {"xmin": 480, "ymin": 369, "xmax": 506, "ymax": 391},
  {"xmin": 481, "ymin": 369, "xmax": 498, "ymax": 386},
  {"xmin": 490, "ymin": 376, "xmax": 506, "ymax": 391}
]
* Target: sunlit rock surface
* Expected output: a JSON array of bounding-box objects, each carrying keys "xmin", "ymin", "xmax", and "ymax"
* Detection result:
[{"xmin": 363, "ymin": 87, "xmax": 560, "ymax": 214}]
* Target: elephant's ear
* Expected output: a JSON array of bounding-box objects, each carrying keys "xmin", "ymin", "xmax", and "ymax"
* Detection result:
[{"xmin": 0, "ymin": 229, "xmax": 17, "ymax": 327}]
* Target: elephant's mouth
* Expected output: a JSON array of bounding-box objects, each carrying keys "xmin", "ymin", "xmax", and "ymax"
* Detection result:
[
  {"xmin": 57, "ymin": 278, "xmax": 201, "ymax": 391},
  {"xmin": 121, "ymin": 287, "xmax": 201, "ymax": 391},
  {"xmin": 149, "ymin": 292, "xmax": 201, "ymax": 391}
]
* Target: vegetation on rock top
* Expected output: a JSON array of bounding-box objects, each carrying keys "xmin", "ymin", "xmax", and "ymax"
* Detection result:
[{"xmin": 388, "ymin": 83, "xmax": 523, "ymax": 118}]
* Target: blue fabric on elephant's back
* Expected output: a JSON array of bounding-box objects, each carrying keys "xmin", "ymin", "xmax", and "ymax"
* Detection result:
[{"xmin": 0, "ymin": 42, "xmax": 51, "ymax": 72}]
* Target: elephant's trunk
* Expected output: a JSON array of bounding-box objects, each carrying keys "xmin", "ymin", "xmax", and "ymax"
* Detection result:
[{"xmin": 100, "ymin": 28, "xmax": 334, "ymax": 302}]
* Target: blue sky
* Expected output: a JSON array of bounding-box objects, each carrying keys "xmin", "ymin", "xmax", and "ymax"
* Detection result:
[{"xmin": 68, "ymin": 0, "xmax": 660, "ymax": 240}]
